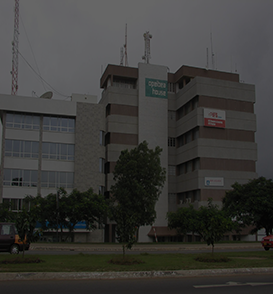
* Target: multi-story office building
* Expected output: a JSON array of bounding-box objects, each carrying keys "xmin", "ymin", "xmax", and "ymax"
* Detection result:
[
  {"xmin": 100, "ymin": 63, "xmax": 257, "ymax": 242},
  {"xmin": 0, "ymin": 62, "xmax": 257, "ymax": 242}
]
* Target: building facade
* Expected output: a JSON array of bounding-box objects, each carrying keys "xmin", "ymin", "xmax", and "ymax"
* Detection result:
[
  {"xmin": 0, "ymin": 62, "xmax": 257, "ymax": 242},
  {"xmin": 0, "ymin": 93, "xmax": 105, "ymax": 242},
  {"xmin": 100, "ymin": 63, "xmax": 257, "ymax": 242}
]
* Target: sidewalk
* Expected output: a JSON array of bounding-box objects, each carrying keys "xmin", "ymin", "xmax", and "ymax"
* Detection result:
[{"xmin": 30, "ymin": 241, "xmax": 262, "ymax": 252}]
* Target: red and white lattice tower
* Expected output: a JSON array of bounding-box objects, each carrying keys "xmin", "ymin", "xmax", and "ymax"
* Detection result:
[{"xmin": 11, "ymin": 0, "xmax": 19, "ymax": 95}]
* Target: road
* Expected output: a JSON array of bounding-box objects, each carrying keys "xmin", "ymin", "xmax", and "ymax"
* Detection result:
[{"xmin": 1, "ymin": 274, "xmax": 273, "ymax": 294}]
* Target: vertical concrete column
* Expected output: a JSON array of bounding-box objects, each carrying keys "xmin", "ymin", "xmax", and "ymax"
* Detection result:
[
  {"xmin": 0, "ymin": 113, "xmax": 6, "ymax": 202},
  {"xmin": 138, "ymin": 63, "xmax": 169, "ymax": 242}
]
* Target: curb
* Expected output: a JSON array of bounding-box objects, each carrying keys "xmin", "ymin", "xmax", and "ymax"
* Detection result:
[{"xmin": 1, "ymin": 268, "xmax": 273, "ymax": 281}]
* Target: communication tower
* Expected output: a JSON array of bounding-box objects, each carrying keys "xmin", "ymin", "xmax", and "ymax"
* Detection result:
[
  {"xmin": 120, "ymin": 24, "xmax": 128, "ymax": 66},
  {"xmin": 142, "ymin": 31, "xmax": 152, "ymax": 64},
  {"xmin": 11, "ymin": 0, "xmax": 19, "ymax": 95}
]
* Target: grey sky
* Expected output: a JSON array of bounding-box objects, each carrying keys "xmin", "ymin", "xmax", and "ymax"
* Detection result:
[{"xmin": 1, "ymin": 0, "xmax": 272, "ymax": 178}]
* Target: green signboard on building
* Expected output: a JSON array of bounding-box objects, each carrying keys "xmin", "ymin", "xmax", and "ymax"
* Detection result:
[{"xmin": 145, "ymin": 78, "xmax": 168, "ymax": 99}]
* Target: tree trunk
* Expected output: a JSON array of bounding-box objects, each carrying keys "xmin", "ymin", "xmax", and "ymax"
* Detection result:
[{"xmin": 122, "ymin": 244, "xmax": 126, "ymax": 259}]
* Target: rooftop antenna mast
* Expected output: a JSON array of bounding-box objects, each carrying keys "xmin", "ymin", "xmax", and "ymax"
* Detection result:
[
  {"xmin": 11, "ymin": 0, "xmax": 19, "ymax": 95},
  {"xmin": 120, "ymin": 24, "xmax": 128, "ymax": 66},
  {"xmin": 142, "ymin": 31, "xmax": 152, "ymax": 64},
  {"xmin": 210, "ymin": 32, "xmax": 215, "ymax": 70}
]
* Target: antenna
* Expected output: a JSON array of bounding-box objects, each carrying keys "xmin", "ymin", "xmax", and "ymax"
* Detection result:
[
  {"xmin": 124, "ymin": 24, "xmax": 128, "ymax": 66},
  {"xmin": 120, "ymin": 24, "xmax": 128, "ymax": 66},
  {"xmin": 120, "ymin": 47, "xmax": 124, "ymax": 66},
  {"xmin": 11, "ymin": 0, "xmax": 19, "ymax": 95},
  {"xmin": 210, "ymin": 32, "xmax": 215, "ymax": 70},
  {"xmin": 142, "ymin": 31, "xmax": 152, "ymax": 64},
  {"xmin": 206, "ymin": 47, "xmax": 209, "ymax": 70}
]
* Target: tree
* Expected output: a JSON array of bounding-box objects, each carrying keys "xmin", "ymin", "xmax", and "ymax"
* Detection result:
[
  {"xmin": 110, "ymin": 141, "xmax": 166, "ymax": 256},
  {"xmin": 167, "ymin": 205, "xmax": 197, "ymax": 241},
  {"xmin": 62, "ymin": 188, "xmax": 108, "ymax": 241},
  {"xmin": 195, "ymin": 199, "xmax": 234, "ymax": 254},
  {"xmin": 223, "ymin": 177, "xmax": 273, "ymax": 236},
  {"xmin": 0, "ymin": 202, "xmax": 14, "ymax": 222},
  {"xmin": 33, "ymin": 188, "xmax": 107, "ymax": 241},
  {"xmin": 167, "ymin": 199, "xmax": 234, "ymax": 254},
  {"xmin": 15, "ymin": 205, "xmax": 40, "ymax": 257}
]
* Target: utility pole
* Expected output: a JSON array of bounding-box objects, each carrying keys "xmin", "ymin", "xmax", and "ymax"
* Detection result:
[{"xmin": 11, "ymin": 0, "xmax": 19, "ymax": 95}]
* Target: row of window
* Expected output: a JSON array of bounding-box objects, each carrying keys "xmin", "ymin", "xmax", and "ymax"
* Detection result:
[
  {"xmin": 177, "ymin": 96, "xmax": 198, "ymax": 120},
  {"xmin": 5, "ymin": 139, "xmax": 75, "ymax": 161},
  {"xmin": 6, "ymin": 112, "xmax": 75, "ymax": 133},
  {"xmin": 2, "ymin": 198, "xmax": 31, "ymax": 211},
  {"xmin": 5, "ymin": 139, "xmax": 39, "ymax": 159},
  {"xmin": 177, "ymin": 127, "xmax": 199, "ymax": 147},
  {"xmin": 168, "ymin": 127, "xmax": 199, "ymax": 149},
  {"xmin": 3, "ymin": 169, "xmax": 74, "ymax": 189},
  {"xmin": 177, "ymin": 190, "xmax": 200, "ymax": 204},
  {"xmin": 168, "ymin": 158, "xmax": 200, "ymax": 176},
  {"xmin": 42, "ymin": 142, "xmax": 74, "ymax": 161}
]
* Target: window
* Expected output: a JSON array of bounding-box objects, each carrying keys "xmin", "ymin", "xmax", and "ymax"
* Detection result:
[
  {"xmin": 3, "ymin": 169, "xmax": 38, "ymax": 187},
  {"xmin": 113, "ymin": 77, "xmax": 136, "ymax": 89},
  {"xmin": 178, "ymin": 163, "xmax": 185, "ymax": 175},
  {"xmin": 99, "ymin": 186, "xmax": 105, "ymax": 195},
  {"xmin": 168, "ymin": 111, "xmax": 176, "ymax": 121},
  {"xmin": 168, "ymin": 165, "xmax": 176, "ymax": 176},
  {"xmin": 42, "ymin": 142, "xmax": 75, "ymax": 161},
  {"xmin": 99, "ymin": 131, "xmax": 105, "ymax": 146},
  {"xmin": 43, "ymin": 116, "xmax": 75, "ymax": 133},
  {"xmin": 168, "ymin": 137, "xmax": 176, "ymax": 147},
  {"xmin": 5, "ymin": 139, "xmax": 39, "ymax": 159},
  {"xmin": 6, "ymin": 112, "xmax": 40, "ymax": 130},
  {"xmin": 41, "ymin": 171, "xmax": 74, "ymax": 189},
  {"xmin": 168, "ymin": 83, "xmax": 175, "ymax": 93},
  {"xmin": 193, "ymin": 158, "xmax": 200, "ymax": 170},
  {"xmin": 99, "ymin": 158, "xmax": 105, "ymax": 173},
  {"xmin": 2, "ymin": 198, "xmax": 31, "ymax": 211}
]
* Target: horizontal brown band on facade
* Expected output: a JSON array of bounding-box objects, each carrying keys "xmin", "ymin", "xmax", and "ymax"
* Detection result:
[
  {"xmin": 199, "ymin": 126, "xmax": 255, "ymax": 142},
  {"xmin": 200, "ymin": 189, "xmax": 227, "ymax": 202},
  {"xmin": 108, "ymin": 104, "xmax": 138, "ymax": 116},
  {"xmin": 168, "ymin": 65, "xmax": 239, "ymax": 83},
  {"xmin": 200, "ymin": 157, "xmax": 256, "ymax": 172},
  {"xmin": 199, "ymin": 95, "xmax": 254, "ymax": 113},
  {"xmin": 106, "ymin": 132, "xmax": 138, "ymax": 146}
]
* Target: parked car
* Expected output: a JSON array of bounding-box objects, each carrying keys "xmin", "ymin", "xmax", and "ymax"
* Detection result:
[
  {"xmin": 261, "ymin": 235, "xmax": 273, "ymax": 251},
  {"xmin": 0, "ymin": 222, "xmax": 30, "ymax": 254}
]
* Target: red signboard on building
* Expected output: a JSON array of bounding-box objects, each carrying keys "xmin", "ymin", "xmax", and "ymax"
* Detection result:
[{"xmin": 204, "ymin": 108, "xmax": 226, "ymax": 128}]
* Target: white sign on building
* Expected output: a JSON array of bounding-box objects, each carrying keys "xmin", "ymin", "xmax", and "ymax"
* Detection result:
[{"xmin": 205, "ymin": 177, "xmax": 224, "ymax": 187}]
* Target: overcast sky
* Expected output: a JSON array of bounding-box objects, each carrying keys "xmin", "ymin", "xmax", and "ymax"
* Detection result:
[{"xmin": 1, "ymin": 0, "xmax": 272, "ymax": 178}]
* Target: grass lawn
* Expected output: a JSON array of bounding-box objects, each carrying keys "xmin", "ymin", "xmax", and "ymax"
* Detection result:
[{"xmin": 0, "ymin": 251, "xmax": 272, "ymax": 273}]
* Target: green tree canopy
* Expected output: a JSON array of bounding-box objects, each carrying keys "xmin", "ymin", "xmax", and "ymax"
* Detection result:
[
  {"xmin": 168, "ymin": 199, "xmax": 234, "ymax": 254},
  {"xmin": 222, "ymin": 177, "xmax": 273, "ymax": 236},
  {"xmin": 195, "ymin": 199, "xmax": 234, "ymax": 253},
  {"xmin": 167, "ymin": 205, "xmax": 197, "ymax": 239},
  {"xmin": 0, "ymin": 202, "xmax": 14, "ymax": 222},
  {"xmin": 110, "ymin": 141, "xmax": 166, "ymax": 255},
  {"xmin": 26, "ymin": 187, "xmax": 107, "ymax": 241}
]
